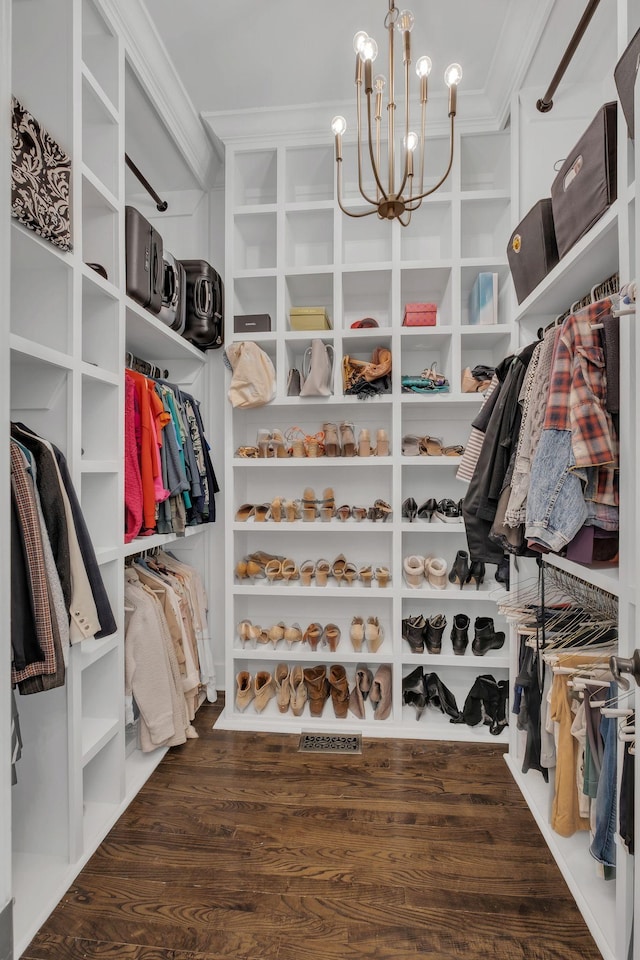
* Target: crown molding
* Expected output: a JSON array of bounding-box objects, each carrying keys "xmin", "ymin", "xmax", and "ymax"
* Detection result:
[{"xmin": 98, "ymin": 0, "xmax": 215, "ymax": 188}]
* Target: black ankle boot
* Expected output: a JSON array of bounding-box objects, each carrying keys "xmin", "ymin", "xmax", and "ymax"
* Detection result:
[
  {"xmin": 402, "ymin": 615, "xmax": 426, "ymax": 653},
  {"xmin": 424, "ymin": 672, "xmax": 462, "ymax": 721},
  {"xmin": 472, "ymin": 617, "xmax": 505, "ymax": 656},
  {"xmin": 402, "ymin": 667, "xmax": 428, "ymax": 720},
  {"xmin": 425, "ymin": 613, "xmax": 446, "ymax": 654},
  {"xmin": 495, "ymin": 556, "xmax": 510, "ymax": 589},
  {"xmin": 466, "ymin": 560, "xmax": 485, "ymax": 590},
  {"xmin": 450, "ymin": 613, "xmax": 470, "ymax": 655},
  {"xmin": 448, "ymin": 550, "xmax": 470, "ymax": 590}
]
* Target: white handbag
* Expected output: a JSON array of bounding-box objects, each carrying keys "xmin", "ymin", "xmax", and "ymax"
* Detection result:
[{"xmin": 299, "ymin": 340, "xmax": 334, "ymax": 397}]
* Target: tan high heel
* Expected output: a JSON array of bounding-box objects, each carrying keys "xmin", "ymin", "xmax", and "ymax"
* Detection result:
[
  {"xmin": 366, "ymin": 616, "xmax": 384, "ymax": 652},
  {"xmin": 270, "ymin": 496, "xmax": 284, "ymax": 522},
  {"xmin": 304, "ymin": 622, "xmax": 323, "ymax": 651},
  {"xmin": 350, "ymin": 616, "xmax": 365, "ymax": 651},
  {"xmin": 323, "ymin": 623, "xmax": 341, "ymax": 652},
  {"xmin": 271, "ymin": 428, "xmax": 289, "ymax": 458},
  {"xmin": 266, "ymin": 622, "xmax": 285, "ymax": 648},
  {"xmin": 284, "ymin": 622, "xmax": 303, "ymax": 648},
  {"xmin": 359, "ymin": 564, "xmax": 373, "ymax": 587},
  {"xmin": 290, "ymin": 665, "xmax": 308, "ymax": 716},
  {"xmin": 358, "ymin": 427, "xmax": 372, "ymax": 457},
  {"xmin": 235, "ymin": 503, "xmax": 255, "ymax": 522},
  {"xmin": 235, "ymin": 558, "xmax": 249, "ymax": 580},
  {"xmin": 376, "ymin": 429, "xmax": 389, "ymax": 457},
  {"xmin": 237, "ymin": 619, "xmax": 254, "ymax": 648},
  {"xmin": 235, "ymin": 671, "xmax": 254, "ymax": 712},
  {"xmin": 320, "ymin": 487, "xmax": 335, "ymax": 521},
  {"xmin": 302, "ymin": 487, "xmax": 317, "ymax": 522},
  {"xmin": 265, "ymin": 559, "xmax": 283, "ymax": 584},
  {"xmin": 253, "ymin": 671, "xmax": 276, "ymax": 712},
  {"xmin": 286, "ymin": 427, "xmax": 306, "ymax": 458},
  {"xmin": 257, "ymin": 428, "xmax": 272, "ymax": 458},
  {"xmin": 323, "ymin": 422, "xmax": 340, "ymax": 457},
  {"xmin": 300, "ymin": 560, "xmax": 316, "ymax": 586},
  {"xmin": 253, "ymin": 503, "xmax": 270, "ymax": 522},
  {"xmin": 282, "ymin": 558, "xmax": 299, "ymax": 582},
  {"xmin": 274, "ymin": 663, "xmax": 291, "ymax": 713},
  {"xmin": 340, "ymin": 422, "xmax": 356, "ymax": 457},
  {"xmin": 332, "ymin": 553, "xmax": 347, "ymax": 585},
  {"xmin": 315, "ymin": 558, "xmax": 331, "ymax": 587},
  {"xmin": 343, "ymin": 561, "xmax": 358, "ymax": 586},
  {"xmin": 375, "ymin": 566, "xmax": 391, "ymax": 588},
  {"xmin": 284, "ymin": 499, "xmax": 301, "ymax": 522}
]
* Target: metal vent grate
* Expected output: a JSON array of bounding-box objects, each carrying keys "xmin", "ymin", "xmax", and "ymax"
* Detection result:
[{"xmin": 298, "ymin": 732, "xmax": 362, "ymax": 754}]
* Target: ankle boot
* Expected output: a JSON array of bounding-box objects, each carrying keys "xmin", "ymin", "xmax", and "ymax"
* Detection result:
[
  {"xmin": 328, "ymin": 664, "xmax": 350, "ymax": 719},
  {"xmin": 402, "ymin": 614, "xmax": 426, "ymax": 653},
  {"xmin": 466, "ymin": 560, "xmax": 486, "ymax": 590},
  {"xmin": 448, "ymin": 550, "xmax": 470, "ymax": 589},
  {"xmin": 349, "ymin": 664, "xmax": 373, "ymax": 718},
  {"xmin": 450, "ymin": 614, "xmax": 470, "ymax": 655},
  {"xmin": 253, "ymin": 671, "xmax": 276, "ymax": 713},
  {"xmin": 472, "ymin": 617, "xmax": 505, "ymax": 656},
  {"xmin": 235, "ymin": 671, "xmax": 254, "ymax": 712},
  {"xmin": 425, "ymin": 613, "xmax": 447, "ymax": 654},
  {"xmin": 424, "ymin": 672, "xmax": 462, "ymax": 721},
  {"xmin": 495, "ymin": 556, "xmax": 510, "ymax": 589},
  {"xmin": 369, "ymin": 664, "xmax": 392, "ymax": 721},
  {"xmin": 303, "ymin": 665, "xmax": 329, "ymax": 716},
  {"xmin": 289, "ymin": 665, "xmax": 308, "ymax": 717},
  {"xmin": 402, "ymin": 666, "xmax": 428, "ymax": 720},
  {"xmin": 274, "ymin": 663, "xmax": 291, "ymax": 713}
]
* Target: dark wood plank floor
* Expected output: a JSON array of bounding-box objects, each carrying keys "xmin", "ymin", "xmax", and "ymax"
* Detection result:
[{"xmin": 24, "ymin": 698, "xmax": 602, "ymax": 960}]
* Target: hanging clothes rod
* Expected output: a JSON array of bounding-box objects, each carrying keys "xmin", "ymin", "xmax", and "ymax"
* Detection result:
[
  {"xmin": 536, "ymin": 0, "xmax": 602, "ymax": 113},
  {"xmin": 125, "ymin": 153, "xmax": 168, "ymax": 212}
]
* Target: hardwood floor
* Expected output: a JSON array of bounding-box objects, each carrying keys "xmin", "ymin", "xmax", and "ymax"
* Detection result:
[{"xmin": 24, "ymin": 698, "xmax": 602, "ymax": 960}]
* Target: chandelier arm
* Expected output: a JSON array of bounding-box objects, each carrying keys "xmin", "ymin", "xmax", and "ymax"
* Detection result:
[
  {"xmin": 396, "ymin": 57, "xmax": 412, "ymax": 199},
  {"xmin": 417, "ymin": 98, "xmax": 427, "ymax": 197},
  {"xmin": 366, "ymin": 91, "xmax": 389, "ymax": 200},
  {"xmin": 398, "ymin": 212, "xmax": 411, "ymax": 227},
  {"xmin": 357, "ymin": 75, "xmax": 379, "ymax": 206},
  {"xmin": 404, "ymin": 115, "xmax": 455, "ymax": 204},
  {"xmin": 336, "ymin": 158, "xmax": 380, "ymax": 218}
]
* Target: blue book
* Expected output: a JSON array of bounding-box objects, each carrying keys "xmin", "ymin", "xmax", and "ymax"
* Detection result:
[{"xmin": 469, "ymin": 272, "xmax": 498, "ymax": 325}]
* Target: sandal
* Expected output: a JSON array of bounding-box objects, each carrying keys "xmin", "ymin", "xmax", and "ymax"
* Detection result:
[
  {"xmin": 337, "ymin": 504, "xmax": 352, "ymax": 522},
  {"xmin": 302, "ymin": 487, "xmax": 317, "ymax": 522},
  {"xmin": 365, "ymin": 616, "xmax": 384, "ymax": 652},
  {"xmin": 270, "ymin": 428, "xmax": 289, "ymax": 458},
  {"xmin": 442, "ymin": 444, "xmax": 464, "ymax": 457},
  {"xmin": 419, "ymin": 436, "xmax": 444, "ymax": 456},
  {"xmin": 284, "ymin": 499, "xmax": 301, "ymax": 522},
  {"xmin": 435, "ymin": 498, "xmax": 462, "ymax": 523},
  {"xmin": 300, "ymin": 560, "xmax": 316, "ymax": 587},
  {"xmin": 352, "ymin": 506, "xmax": 368, "ymax": 522},
  {"xmin": 323, "ymin": 623, "xmax": 341, "ymax": 652},
  {"xmin": 285, "ymin": 427, "xmax": 307, "ymax": 458},
  {"xmin": 282, "ymin": 558, "xmax": 299, "ymax": 581},
  {"xmin": 235, "ymin": 445, "xmax": 259, "ymax": 458},
  {"xmin": 358, "ymin": 427, "xmax": 372, "ymax": 457},
  {"xmin": 376, "ymin": 429, "xmax": 390, "ymax": 457},
  {"xmin": 304, "ymin": 622, "xmax": 323, "ymax": 651},
  {"xmin": 253, "ymin": 503, "xmax": 271, "ymax": 522},
  {"xmin": 316, "ymin": 559, "xmax": 331, "ymax": 587},
  {"xmin": 235, "ymin": 503, "xmax": 255, "ymax": 522},
  {"xmin": 270, "ymin": 497, "xmax": 284, "ymax": 523},
  {"xmin": 320, "ymin": 487, "xmax": 335, "ymax": 521},
  {"xmin": 340, "ymin": 422, "xmax": 356, "ymax": 457},
  {"xmin": 350, "ymin": 616, "xmax": 365, "ymax": 651},
  {"xmin": 359, "ymin": 564, "xmax": 373, "ymax": 587},
  {"xmin": 332, "ymin": 554, "xmax": 347, "ymax": 585},
  {"xmin": 265, "ymin": 559, "xmax": 283, "ymax": 583},
  {"xmin": 402, "ymin": 435, "xmax": 421, "ymax": 456},
  {"xmin": 343, "ymin": 561, "xmax": 358, "ymax": 586},
  {"xmin": 374, "ymin": 566, "xmax": 391, "ymax": 588},
  {"xmin": 257, "ymin": 428, "xmax": 272, "ymax": 458},
  {"xmin": 323, "ymin": 422, "xmax": 340, "ymax": 457}
]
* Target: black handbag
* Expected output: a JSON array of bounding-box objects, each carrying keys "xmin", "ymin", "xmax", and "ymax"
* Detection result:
[
  {"xmin": 614, "ymin": 27, "xmax": 640, "ymax": 139},
  {"xmin": 507, "ymin": 199, "xmax": 559, "ymax": 304},
  {"xmin": 550, "ymin": 102, "xmax": 617, "ymax": 259},
  {"xmin": 11, "ymin": 97, "xmax": 72, "ymax": 251}
]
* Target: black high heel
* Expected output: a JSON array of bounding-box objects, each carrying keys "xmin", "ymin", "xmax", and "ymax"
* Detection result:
[
  {"xmin": 417, "ymin": 498, "xmax": 437, "ymax": 520},
  {"xmin": 448, "ymin": 550, "xmax": 470, "ymax": 590},
  {"xmin": 402, "ymin": 667, "xmax": 428, "ymax": 720},
  {"xmin": 402, "ymin": 497, "xmax": 418, "ymax": 522},
  {"xmin": 466, "ymin": 560, "xmax": 485, "ymax": 590}
]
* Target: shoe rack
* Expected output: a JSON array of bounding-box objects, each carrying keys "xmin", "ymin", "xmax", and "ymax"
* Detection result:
[
  {"xmin": 3, "ymin": 0, "xmax": 215, "ymax": 954},
  {"xmin": 217, "ymin": 127, "xmax": 516, "ymax": 742}
]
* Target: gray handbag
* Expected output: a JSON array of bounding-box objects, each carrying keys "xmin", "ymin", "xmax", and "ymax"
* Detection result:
[{"xmin": 299, "ymin": 340, "xmax": 334, "ymax": 397}]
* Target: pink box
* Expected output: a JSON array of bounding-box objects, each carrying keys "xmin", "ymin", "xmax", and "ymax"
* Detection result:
[{"xmin": 403, "ymin": 302, "xmax": 437, "ymax": 326}]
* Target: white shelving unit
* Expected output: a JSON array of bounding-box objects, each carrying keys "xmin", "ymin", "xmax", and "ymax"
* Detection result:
[
  {"xmin": 5, "ymin": 0, "xmax": 216, "ymax": 956},
  {"xmin": 216, "ymin": 126, "xmax": 516, "ymax": 742},
  {"xmin": 504, "ymin": 6, "xmax": 640, "ymax": 956}
]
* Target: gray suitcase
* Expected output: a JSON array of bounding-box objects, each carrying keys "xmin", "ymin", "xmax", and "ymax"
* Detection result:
[
  {"xmin": 158, "ymin": 251, "xmax": 186, "ymax": 334},
  {"xmin": 125, "ymin": 205, "xmax": 163, "ymax": 314}
]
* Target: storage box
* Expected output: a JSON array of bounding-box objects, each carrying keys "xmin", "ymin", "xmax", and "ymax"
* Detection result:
[
  {"xmin": 468, "ymin": 273, "xmax": 498, "ymax": 325},
  {"xmin": 551, "ymin": 102, "xmax": 617, "ymax": 259},
  {"xmin": 289, "ymin": 306, "xmax": 332, "ymax": 330},
  {"xmin": 615, "ymin": 27, "xmax": 640, "ymax": 139},
  {"xmin": 402, "ymin": 302, "xmax": 437, "ymax": 326},
  {"xmin": 234, "ymin": 313, "xmax": 271, "ymax": 333},
  {"xmin": 507, "ymin": 199, "xmax": 559, "ymax": 304}
]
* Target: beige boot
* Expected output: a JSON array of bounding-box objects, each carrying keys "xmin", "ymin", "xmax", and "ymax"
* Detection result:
[
  {"xmin": 290, "ymin": 665, "xmax": 308, "ymax": 717},
  {"xmin": 253, "ymin": 671, "xmax": 276, "ymax": 713},
  {"xmin": 274, "ymin": 663, "xmax": 291, "ymax": 713},
  {"xmin": 235, "ymin": 671, "xmax": 254, "ymax": 712}
]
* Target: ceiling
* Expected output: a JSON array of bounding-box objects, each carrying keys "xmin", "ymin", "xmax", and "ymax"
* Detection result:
[{"xmin": 134, "ymin": 0, "xmax": 619, "ymax": 183}]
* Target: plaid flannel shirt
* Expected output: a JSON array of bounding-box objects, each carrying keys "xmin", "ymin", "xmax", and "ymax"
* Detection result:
[{"xmin": 543, "ymin": 300, "xmax": 617, "ymax": 506}]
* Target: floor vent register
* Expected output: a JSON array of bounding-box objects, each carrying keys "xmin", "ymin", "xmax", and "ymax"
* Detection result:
[{"xmin": 298, "ymin": 733, "xmax": 362, "ymax": 754}]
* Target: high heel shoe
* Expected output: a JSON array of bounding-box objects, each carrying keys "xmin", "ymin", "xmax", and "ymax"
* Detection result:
[
  {"xmin": 359, "ymin": 564, "xmax": 373, "ymax": 587},
  {"xmin": 284, "ymin": 499, "xmax": 301, "ymax": 522},
  {"xmin": 265, "ymin": 559, "xmax": 283, "ymax": 584},
  {"xmin": 374, "ymin": 566, "xmax": 391, "ymax": 588},
  {"xmin": 323, "ymin": 623, "xmax": 341, "ymax": 652},
  {"xmin": 402, "ymin": 497, "xmax": 418, "ymax": 522},
  {"xmin": 236, "ymin": 671, "xmax": 255, "ymax": 712},
  {"xmin": 365, "ymin": 616, "xmax": 383, "ymax": 652},
  {"xmin": 402, "ymin": 666, "xmax": 428, "ymax": 720},
  {"xmin": 300, "ymin": 560, "xmax": 316, "ymax": 587},
  {"xmin": 448, "ymin": 550, "xmax": 470, "ymax": 590},
  {"xmin": 340, "ymin": 422, "xmax": 356, "ymax": 457},
  {"xmin": 371, "ymin": 499, "xmax": 392, "ymax": 522},
  {"xmin": 349, "ymin": 665, "xmax": 374, "ymax": 719},
  {"xmin": 270, "ymin": 496, "xmax": 284, "ymax": 522},
  {"xmin": 281, "ymin": 558, "xmax": 299, "ymax": 582},
  {"xmin": 237, "ymin": 619, "xmax": 254, "ymax": 648},
  {"xmin": 304, "ymin": 622, "xmax": 323, "ymax": 651},
  {"xmin": 290, "ymin": 665, "xmax": 308, "ymax": 716},
  {"xmin": 302, "ymin": 487, "xmax": 317, "ymax": 522},
  {"xmin": 358, "ymin": 427, "xmax": 372, "ymax": 457},
  {"xmin": 350, "ymin": 616, "xmax": 365, "ymax": 651},
  {"xmin": 323, "ymin": 422, "xmax": 340, "ymax": 457},
  {"xmin": 376, "ymin": 428, "xmax": 389, "ymax": 457},
  {"xmin": 343, "ymin": 561, "xmax": 358, "ymax": 586},
  {"xmin": 316, "ymin": 558, "xmax": 331, "ymax": 587},
  {"xmin": 284, "ymin": 622, "xmax": 303, "ymax": 648},
  {"xmin": 270, "ymin": 428, "xmax": 289, "ymax": 459},
  {"xmin": 257, "ymin": 428, "xmax": 272, "ymax": 458},
  {"xmin": 417, "ymin": 498, "xmax": 437, "ymax": 521},
  {"xmin": 266, "ymin": 622, "xmax": 285, "ymax": 648},
  {"xmin": 466, "ymin": 560, "xmax": 486, "ymax": 590},
  {"xmin": 332, "ymin": 554, "xmax": 347, "ymax": 585},
  {"xmin": 370, "ymin": 664, "xmax": 392, "ymax": 721},
  {"xmin": 320, "ymin": 487, "xmax": 335, "ymax": 522}
]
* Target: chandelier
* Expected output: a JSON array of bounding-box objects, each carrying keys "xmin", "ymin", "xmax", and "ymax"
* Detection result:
[{"xmin": 331, "ymin": 2, "xmax": 462, "ymax": 226}]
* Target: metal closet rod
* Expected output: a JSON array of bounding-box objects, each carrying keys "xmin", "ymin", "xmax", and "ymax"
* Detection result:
[
  {"xmin": 125, "ymin": 153, "xmax": 168, "ymax": 212},
  {"xmin": 536, "ymin": 0, "xmax": 602, "ymax": 113}
]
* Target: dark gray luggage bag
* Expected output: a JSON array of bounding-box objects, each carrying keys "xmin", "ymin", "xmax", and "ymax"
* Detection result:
[
  {"xmin": 158, "ymin": 251, "xmax": 186, "ymax": 333},
  {"xmin": 179, "ymin": 259, "xmax": 224, "ymax": 350},
  {"xmin": 125, "ymin": 205, "xmax": 163, "ymax": 314}
]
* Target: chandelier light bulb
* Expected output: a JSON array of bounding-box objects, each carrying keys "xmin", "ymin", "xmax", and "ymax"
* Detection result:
[
  {"xmin": 396, "ymin": 10, "xmax": 415, "ymax": 32},
  {"xmin": 404, "ymin": 131, "xmax": 419, "ymax": 152},
  {"xmin": 444, "ymin": 62, "xmax": 463, "ymax": 87},
  {"xmin": 374, "ymin": 74, "xmax": 386, "ymax": 93},
  {"xmin": 359, "ymin": 36, "xmax": 379, "ymax": 62},
  {"xmin": 353, "ymin": 31, "xmax": 368, "ymax": 55},
  {"xmin": 416, "ymin": 56, "xmax": 432, "ymax": 79},
  {"xmin": 331, "ymin": 115, "xmax": 347, "ymax": 136}
]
